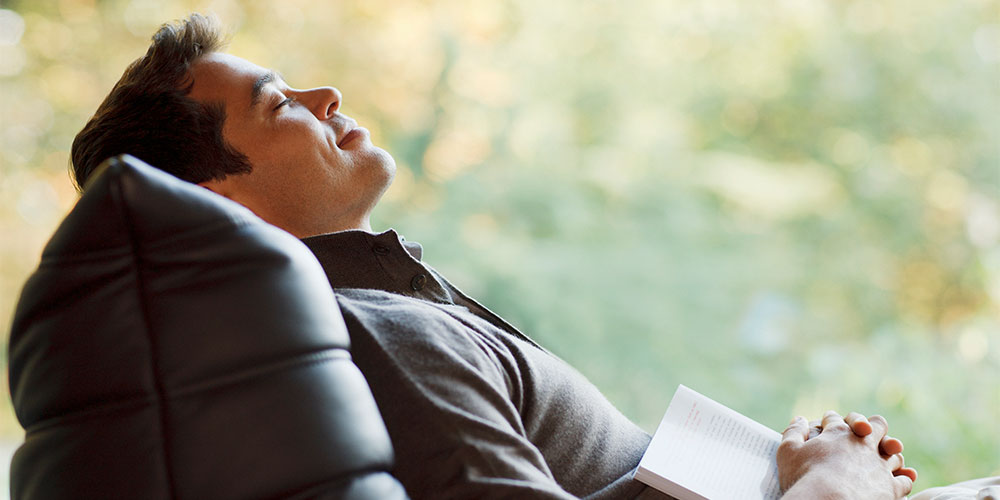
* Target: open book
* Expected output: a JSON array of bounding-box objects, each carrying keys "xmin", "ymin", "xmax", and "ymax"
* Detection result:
[{"xmin": 634, "ymin": 385, "xmax": 782, "ymax": 500}]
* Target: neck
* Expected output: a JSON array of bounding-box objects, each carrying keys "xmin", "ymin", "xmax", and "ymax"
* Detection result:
[{"xmin": 291, "ymin": 216, "xmax": 373, "ymax": 239}]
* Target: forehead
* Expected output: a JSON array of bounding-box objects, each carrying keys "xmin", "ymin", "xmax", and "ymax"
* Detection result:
[{"xmin": 187, "ymin": 52, "xmax": 265, "ymax": 109}]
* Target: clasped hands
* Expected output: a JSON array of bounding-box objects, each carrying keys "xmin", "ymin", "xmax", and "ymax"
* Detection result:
[{"xmin": 778, "ymin": 410, "xmax": 918, "ymax": 500}]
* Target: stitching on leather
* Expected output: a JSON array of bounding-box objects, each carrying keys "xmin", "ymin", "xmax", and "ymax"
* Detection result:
[
  {"xmin": 22, "ymin": 394, "xmax": 157, "ymax": 434},
  {"xmin": 168, "ymin": 349, "xmax": 352, "ymax": 398},
  {"xmin": 137, "ymin": 214, "xmax": 261, "ymax": 252},
  {"xmin": 276, "ymin": 470, "xmax": 399, "ymax": 500},
  {"xmin": 38, "ymin": 247, "xmax": 134, "ymax": 266},
  {"xmin": 36, "ymin": 215, "xmax": 260, "ymax": 267},
  {"xmin": 115, "ymin": 163, "xmax": 180, "ymax": 499},
  {"xmin": 20, "ymin": 350, "xmax": 354, "ymax": 434}
]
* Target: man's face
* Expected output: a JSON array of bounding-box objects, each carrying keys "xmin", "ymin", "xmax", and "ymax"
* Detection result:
[{"xmin": 187, "ymin": 52, "xmax": 395, "ymax": 237}]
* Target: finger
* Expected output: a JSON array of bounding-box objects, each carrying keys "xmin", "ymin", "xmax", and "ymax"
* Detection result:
[
  {"xmin": 808, "ymin": 426, "xmax": 820, "ymax": 440},
  {"xmin": 807, "ymin": 419, "xmax": 821, "ymax": 440},
  {"xmin": 844, "ymin": 412, "xmax": 873, "ymax": 437},
  {"xmin": 867, "ymin": 414, "xmax": 889, "ymax": 442},
  {"xmin": 885, "ymin": 453, "xmax": 903, "ymax": 471},
  {"xmin": 880, "ymin": 435, "xmax": 903, "ymax": 456},
  {"xmin": 781, "ymin": 416, "xmax": 809, "ymax": 446},
  {"xmin": 893, "ymin": 472, "xmax": 914, "ymax": 497},
  {"xmin": 894, "ymin": 467, "xmax": 918, "ymax": 483},
  {"xmin": 820, "ymin": 410, "xmax": 849, "ymax": 433}
]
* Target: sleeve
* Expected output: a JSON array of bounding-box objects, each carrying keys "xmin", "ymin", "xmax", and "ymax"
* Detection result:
[
  {"xmin": 335, "ymin": 293, "xmax": 579, "ymax": 500},
  {"xmin": 908, "ymin": 477, "xmax": 1000, "ymax": 500}
]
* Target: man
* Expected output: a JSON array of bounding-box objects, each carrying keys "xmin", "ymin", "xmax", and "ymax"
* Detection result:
[{"xmin": 72, "ymin": 13, "xmax": 918, "ymax": 499}]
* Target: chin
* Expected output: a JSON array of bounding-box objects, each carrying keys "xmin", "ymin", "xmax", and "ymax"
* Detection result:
[
  {"xmin": 359, "ymin": 147, "xmax": 395, "ymax": 200},
  {"xmin": 372, "ymin": 147, "xmax": 397, "ymax": 182}
]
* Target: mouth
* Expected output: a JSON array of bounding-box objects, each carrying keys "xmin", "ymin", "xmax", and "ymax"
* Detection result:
[{"xmin": 337, "ymin": 127, "xmax": 368, "ymax": 148}]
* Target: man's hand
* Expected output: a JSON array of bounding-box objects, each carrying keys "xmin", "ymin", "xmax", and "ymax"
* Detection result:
[
  {"xmin": 778, "ymin": 411, "xmax": 915, "ymax": 499},
  {"xmin": 809, "ymin": 412, "xmax": 908, "ymax": 461},
  {"xmin": 842, "ymin": 412, "xmax": 917, "ymax": 482}
]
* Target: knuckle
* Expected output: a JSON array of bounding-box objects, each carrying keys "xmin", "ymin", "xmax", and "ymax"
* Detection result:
[
  {"xmin": 827, "ymin": 422, "xmax": 850, "ymax": 432},
  {"xmin": 777, "ymin": 439, "xmax": 799, "ymax": 455},
  {"xmin": 900, "ymin": 476, "xmax": 914, "ymax": 494}
]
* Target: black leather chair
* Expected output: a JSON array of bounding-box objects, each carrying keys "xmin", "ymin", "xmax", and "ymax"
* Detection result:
[{"xmin": 7, "ymin": 155, "xmax": 408, "ymax": 499}]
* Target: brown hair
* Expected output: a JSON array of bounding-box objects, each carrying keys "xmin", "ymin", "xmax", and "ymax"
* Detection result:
[{"xmin": 70, "ymin": 13, "xmax": 251, "ymax": 190}]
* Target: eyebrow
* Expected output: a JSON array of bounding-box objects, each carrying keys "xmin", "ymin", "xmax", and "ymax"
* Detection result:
[{"xmin": 250, "ymin": 70, "xmax": 281, "ymax": 108}]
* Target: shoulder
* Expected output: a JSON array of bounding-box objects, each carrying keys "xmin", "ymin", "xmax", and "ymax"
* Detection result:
[
  {"xmin": 333, "ymin": 288, "xmax": 507, "ymax": 371},
  {"xmin": 333, "ymin": 288, "xmax": 462, "ymax": 339}
]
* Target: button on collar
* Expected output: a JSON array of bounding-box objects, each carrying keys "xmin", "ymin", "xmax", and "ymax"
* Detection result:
[{"xmin": 410, "ymin": 273, "xmax": 427, "ymax": 291}]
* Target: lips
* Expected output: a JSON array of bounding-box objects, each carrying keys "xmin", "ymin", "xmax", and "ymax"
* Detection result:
[{"xmin": 337, "ymin": 127, "xmax": 367, "ymax": 148}]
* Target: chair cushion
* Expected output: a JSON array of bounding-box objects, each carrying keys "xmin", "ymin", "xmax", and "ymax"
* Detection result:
[{"xmin": 8, "ymin": 155, "xmax": 406, "ymax": 499}]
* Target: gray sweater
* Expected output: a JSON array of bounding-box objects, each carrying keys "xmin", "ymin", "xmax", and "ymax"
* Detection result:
[{"xmin": 302, "ymin": 229, "xmax": 672, "ymax": 500}]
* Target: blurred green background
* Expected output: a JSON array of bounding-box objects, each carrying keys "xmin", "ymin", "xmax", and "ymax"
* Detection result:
[{"xmin": 1, "ymin": 0, "xmax": 998, "ymax": 493}]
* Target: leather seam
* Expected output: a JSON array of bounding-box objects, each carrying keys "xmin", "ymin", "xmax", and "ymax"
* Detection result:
[
  {"xmin": 167, "ymin": 349, "xmax": 352, "ymax": 398},
  {"xmin": 137, "ymin": 214, "xmax": 260, "ymax": 253},
  {"xmin": 19, "ymin": 350, "xmax": 353, "ymax": 434},
  {"xmin": 36, "ymin": 215, "xmax": 260, "ymax": 266},
  {"xmin": 21, "ymin": 394, "xmax": 157, "ymax": 434},
  {"xmin": 275, "ymin": 469, "xmax": 397, "ymax": 500},
  {"xmin": 114, "ymin": 159, "xmax": 180, "ymax": 500},
  {"xmin": 38, "ymin": 247, "xmax": 133, "ymax": 266}
]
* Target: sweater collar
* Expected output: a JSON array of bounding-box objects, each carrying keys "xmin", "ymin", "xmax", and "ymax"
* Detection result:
[{"xmin": 300, "ymin": 229, "xmax": 453, "ymax": 303}]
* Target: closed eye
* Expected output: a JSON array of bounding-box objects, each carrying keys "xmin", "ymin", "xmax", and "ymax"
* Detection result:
[{"xmin": 274, "ymin": 97, "xmax": 294, "ymax": 111}]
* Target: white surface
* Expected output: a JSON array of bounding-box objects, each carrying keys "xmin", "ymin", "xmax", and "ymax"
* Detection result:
[
  {"xmin": 0, "ymin": 439, "xmax": 17, "ymax": 500},
  {"xmin": 635, "ymin": 385, "xmax": 781, "ymax": 500}
]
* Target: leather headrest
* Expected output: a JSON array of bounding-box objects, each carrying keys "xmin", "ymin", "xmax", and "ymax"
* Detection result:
[{"xmin": 8, "ymin": 155, "xmax": 401, "ymax": 499}]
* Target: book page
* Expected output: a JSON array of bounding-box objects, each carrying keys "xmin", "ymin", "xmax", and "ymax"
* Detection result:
[{"xmin": 635, "ymin": 385, "xmax": 781, "ymax": 500}]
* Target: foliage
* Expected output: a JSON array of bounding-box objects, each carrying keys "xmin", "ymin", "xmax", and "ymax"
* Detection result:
[{"xmin": 1, "ymin": 0, "xmax": 998, "ymax": 489}]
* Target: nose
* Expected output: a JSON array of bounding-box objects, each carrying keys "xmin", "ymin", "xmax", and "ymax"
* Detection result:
[{"xmin": 294, "ymin": 86, "xmax": 341, "ymax": 120}]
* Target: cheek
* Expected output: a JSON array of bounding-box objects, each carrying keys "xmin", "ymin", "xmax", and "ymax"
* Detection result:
[
  {"xmin": 234, "ymin": 135, "xmax": 284, "ymax": 167},
  {"xmin": 224, "ymin": 121, "xmax": 297, "ymax": 166},
  {"xmin": 272, "ymin": 128, "xmax": 337, "ymax": 167}
]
